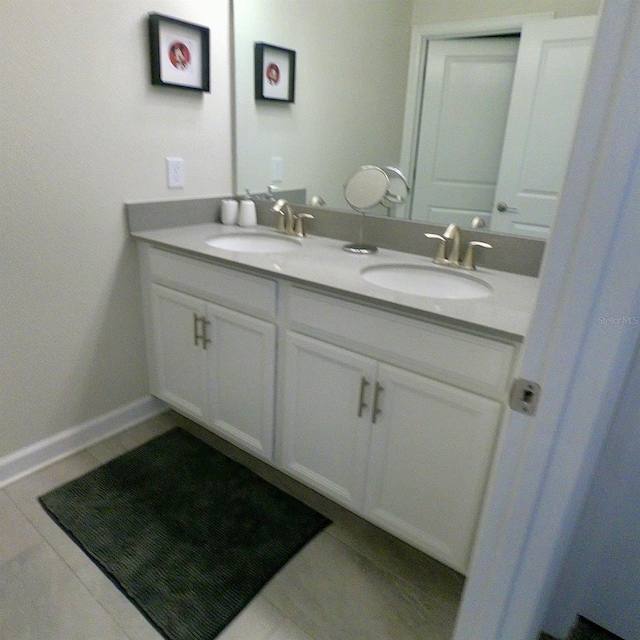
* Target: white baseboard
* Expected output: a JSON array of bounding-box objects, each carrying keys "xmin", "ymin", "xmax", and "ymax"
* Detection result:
[{"xmin": 0, "ymin": 395, "xmax": 168, "ymax": 488}]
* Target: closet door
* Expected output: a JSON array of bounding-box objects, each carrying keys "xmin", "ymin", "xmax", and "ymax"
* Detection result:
[{"xmin": 491, "ymin": 16, "xmax": 597, "ymax": 237}]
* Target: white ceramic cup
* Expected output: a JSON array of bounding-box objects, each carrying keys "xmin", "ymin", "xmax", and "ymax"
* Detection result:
[
  {"xmin": 220, "ymin": 199, "xmax": 239, "ymax": 225},
  {"xmin": 237, "ymin": 199, "xmax": 257, "ymax": 227}
]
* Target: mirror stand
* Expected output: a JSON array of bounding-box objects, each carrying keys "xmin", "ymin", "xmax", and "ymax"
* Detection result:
[
  {"xmin": 343, "ymin": 213, "xmax": 378, "ymax": 254},
  {"xmin": 342, "ymin": 165, "xmax": 410, "ymax": 254},
  {"xmin": 342, "ymin": 165, "xmax": 389, "ymax": 255}
]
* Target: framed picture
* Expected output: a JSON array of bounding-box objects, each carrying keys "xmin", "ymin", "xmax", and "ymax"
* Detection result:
[
  {"xmin": 254, "ymin": 42, "xmax": 295, "ymax": 103},
  {"xmin": 148, "ymin": 13, "xmax": 210, "ymax": 92}
]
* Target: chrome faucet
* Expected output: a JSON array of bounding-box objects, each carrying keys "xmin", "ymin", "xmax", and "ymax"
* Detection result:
[
  {"xmin": 424, "ymin": 223, "xmax": 460, "ymax": 265},
  {"xmin": 443, "ymin": 223, "xmax": 461, "ymax": 264},
  {"xmin": 424, "ymin": 223, "xmax": 492, "ymax": 269},
  {"xmin": 271, "ymin": 199, "xmax": 314, "ymax": 237},
  {"xmin": 272, "ymin": 199, "xmax": 296, "ymax": 234}
]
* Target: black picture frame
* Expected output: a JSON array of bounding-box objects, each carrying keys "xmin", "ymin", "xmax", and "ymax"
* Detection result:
[
  {"xmin": 254, "ymin": 42, "xmax": 295, "ymax": 103},
  {"xmin": 148, "ymin": 13, "xmax": 210, "ymax": 92}
]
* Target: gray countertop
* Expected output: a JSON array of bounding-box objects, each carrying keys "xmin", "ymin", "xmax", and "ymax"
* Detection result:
[{"xmin": 132, "ymin": 223, "xmax": 539, "ymax": 341}]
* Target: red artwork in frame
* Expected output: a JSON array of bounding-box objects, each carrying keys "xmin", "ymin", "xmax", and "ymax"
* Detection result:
[
  {"xmin": 254, "ymin": 42, "xmax": 295, "ymax": 103},
  {"xmin": 149, "ymin": 13, "xmax": 210, "ymax": 92}
]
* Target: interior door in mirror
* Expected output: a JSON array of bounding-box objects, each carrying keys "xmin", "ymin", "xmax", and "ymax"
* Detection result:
[{"xmin": 491, "ymin": 15, "xmax": 597, "ymax": 238}]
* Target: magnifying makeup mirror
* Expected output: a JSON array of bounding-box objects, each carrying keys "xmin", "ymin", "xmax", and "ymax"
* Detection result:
[
  {"xmin": 343, "ymin": 165, "xmax": 390, "ymax": 254},
  {"xmin": 382, "ymin": 166, "xmax": 410, "ymax": 207}
]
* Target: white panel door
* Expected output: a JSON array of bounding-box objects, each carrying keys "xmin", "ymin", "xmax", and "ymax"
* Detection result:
[
  {"xmin": 491, "ymin": 16, "xmax": 597, "ymax": 237},
  {"xmin": 150, "ymin": 284, "xmax": 208, "ymax": 422},
  {"xmin": 364, "ymin": 363, "xmax": 503, "ymax": 574},
  {"xmin": 281, "ymin": 332, "xmax": 376, "ymax": 510},
  {"xmin": 411, "ymin": 37, "xmax": 519, "ymax": 227},
  {"xmin": 205, "ymin": 302, "xmax": 276, "ymax": 460}
]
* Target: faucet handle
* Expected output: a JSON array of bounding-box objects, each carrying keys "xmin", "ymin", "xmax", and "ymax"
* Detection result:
[
  {"xmin": 424, "ymin": 233, "xmax": 447, "ymax": 264},
  {"xmin": 294, "ymin": 213, "xmax": 314, "ymax": 237},
  {"xmin": 461, "ymin": 241, "xmax": 492, "ymax": 270}
]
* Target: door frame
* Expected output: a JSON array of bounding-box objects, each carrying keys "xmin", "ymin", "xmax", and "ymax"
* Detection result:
[
  {"xmin": 398, "ymin": 12, "xmax": 554, "ymax": 218},
  {"xmin": 454, "ymin": 2, "xmax": 640, "ymax": 639}
]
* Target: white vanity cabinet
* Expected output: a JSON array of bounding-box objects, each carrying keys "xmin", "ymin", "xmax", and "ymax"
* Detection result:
[
  {"xmin": 140, "ymin": 245, "xmax": 277, "ymax": 460},
  {"xmin": 136, "ymin": 242, "xmax": 520, "ymax": 574},
  {"xmin": 280, "ymin": 286, "xmax": 515, "ymax": 573}
]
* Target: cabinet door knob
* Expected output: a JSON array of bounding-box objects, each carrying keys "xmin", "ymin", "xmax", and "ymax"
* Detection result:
[
  {"xmin": 357, "ymin": 377, "xmax": 370, "ymax": 417},
  {"xmin": 372, "ymin": 382, "xmax": 384, "ymax": 423}
]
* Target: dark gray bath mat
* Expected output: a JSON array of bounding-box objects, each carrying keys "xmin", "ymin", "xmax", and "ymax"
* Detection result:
[{"xmin": 39, "ymin": 427, "xmax": 330, "ymax": 640}]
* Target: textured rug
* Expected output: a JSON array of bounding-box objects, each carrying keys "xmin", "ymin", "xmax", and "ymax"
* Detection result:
[{"xmin": 39, "ymin": 428, "xmax": 330, "ymax": 640}]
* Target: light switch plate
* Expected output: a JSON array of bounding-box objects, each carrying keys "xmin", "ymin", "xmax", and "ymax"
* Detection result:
[
  {"xmin": 271, "ymin": 156, "xmax": 283, "ymax": 183},
  {"xmin": 166, "ymin": 157, "xmax": 184, "ymax": 189}
]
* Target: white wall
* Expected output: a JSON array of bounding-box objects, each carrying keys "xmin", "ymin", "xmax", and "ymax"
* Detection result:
[
  {"xmin": 412, "ymin": 0, "xmax": 600, "ymax": 24},
  {"xmin": 234, "ymin": 0, "xmax": 412, "ymax": 208},
  {"xmin": 0, "ymin": 1, "xmax": 232, "ymax": 459}
]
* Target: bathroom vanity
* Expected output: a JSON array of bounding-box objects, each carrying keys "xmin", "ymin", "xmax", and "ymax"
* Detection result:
[{"xmin": 132, "ymin": 221, "xmax": 538, "ymax": 574}]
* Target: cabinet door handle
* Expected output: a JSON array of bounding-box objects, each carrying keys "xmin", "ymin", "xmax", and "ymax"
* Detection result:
[
  {"xmin": 372, "ymin": 382, "xmax": 384, "ymax": 423},
  {"xmin": 193, "ymin": 313, "xmax": 201, "ymax": 346},
  {"xmin": 193, "ymin": 314, "xmax": 211, "ymax": 349},
  {"xmin": 201, "ymin": 317, "xmax": 211, "ymax": 350},
  {"xmin": 357, "ymin": 377, "xmax": 370, "ymax": 417}
]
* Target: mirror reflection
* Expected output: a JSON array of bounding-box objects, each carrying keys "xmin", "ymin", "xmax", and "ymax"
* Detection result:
[{"xmin": 234, "ymin": 1, "xmax": 599, "ymax": 240}]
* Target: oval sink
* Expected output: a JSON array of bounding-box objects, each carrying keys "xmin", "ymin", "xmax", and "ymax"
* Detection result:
[
  {"xmin": 361, "ymin": 264, "xmax": 493, "ymax": 299},
  {"xmin": 206, "ymin": 233, "xmax": 302, "ymax": 253}
]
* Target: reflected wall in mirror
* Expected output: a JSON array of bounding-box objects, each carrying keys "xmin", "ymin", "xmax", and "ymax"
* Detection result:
[
  {"xmin": 234, "ymin": 0, "xmax": 412, "ymax": 211},
  {"xmin": 233, "ymin": 1, "xmax": 600, "ymax": 239}
]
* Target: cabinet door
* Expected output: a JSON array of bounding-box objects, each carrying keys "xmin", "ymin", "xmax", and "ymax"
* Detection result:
[
  {"xmin": 150, "ymin": 284, "xmax": 208, "ymax": 422},
  {"xmin": 281, "ymin": 332, "xmax": 376, "ymax": 510},
  {"xmin": 365, "ymin": 363, "xmax": 503, "ymax": 574},
  {"xmin": 205, "ymin": 302, "xmax": 276, "ymax": 460}
]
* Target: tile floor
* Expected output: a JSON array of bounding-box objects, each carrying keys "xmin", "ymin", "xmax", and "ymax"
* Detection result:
[{"xmin": 0, "ymin": 411, "xmax": 464, "ymax": 640}]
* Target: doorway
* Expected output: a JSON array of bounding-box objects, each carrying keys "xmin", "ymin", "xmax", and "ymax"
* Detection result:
[{"xmin": 402, "ymin": 15, "xmax": 597, "ymax": 238}]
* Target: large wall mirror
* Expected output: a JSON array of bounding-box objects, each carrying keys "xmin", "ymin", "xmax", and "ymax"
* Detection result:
[{"xmin": 233, "ymin": 1, "xmax": 600, "ymax": 240}]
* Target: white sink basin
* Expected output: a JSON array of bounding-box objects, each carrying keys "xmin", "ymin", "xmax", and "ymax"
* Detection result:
[
  {"xmin": 360, "ymin": 264, "xmax": 493, "ymax": 299},
  {"xmin": 206, "ymin": 233, "xmax": 302, "ymax": 253}
]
